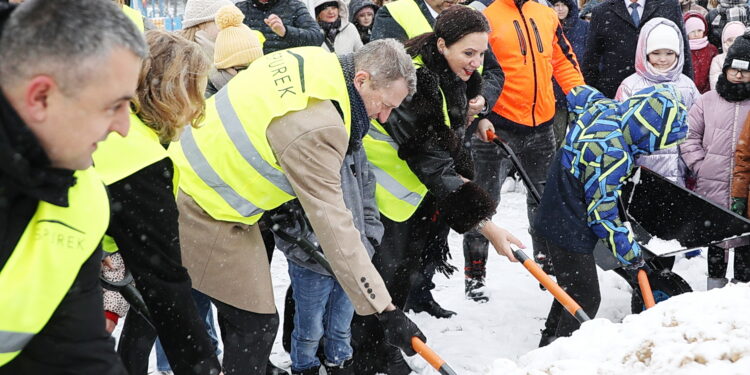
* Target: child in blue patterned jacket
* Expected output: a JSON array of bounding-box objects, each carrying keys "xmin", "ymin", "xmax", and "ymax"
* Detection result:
[{"xmin": 531, "ymin": 84, "xmax": 689, "ymax": 346}]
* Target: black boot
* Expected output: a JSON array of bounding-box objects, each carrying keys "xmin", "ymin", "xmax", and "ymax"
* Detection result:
[
  {"xmin": 267, "ymin": 361, "xmax": 290, "ymax": 375},
  {"xmin": 405, "ymin": 299, "xmax": 456, "ymax": 319},
  {"xmin": 291, "ymin": 365, "xmax": 319, "ymax": 375},
  {"xmin": 465, "ymin": 258, "xmax": 489, "ymax": 303},
  {"xmin": 385, "ymin": 346, "xmax": 413, "ymax": 375},
  {"xmin": 323, "ymin": 358, "xmax": 354, "ymax": 375}
]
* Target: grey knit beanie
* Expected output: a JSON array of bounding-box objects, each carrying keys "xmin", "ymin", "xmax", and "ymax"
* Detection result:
[{"xmin": 183, "ymin": 0, "xmax": 234, "ymax": 28}]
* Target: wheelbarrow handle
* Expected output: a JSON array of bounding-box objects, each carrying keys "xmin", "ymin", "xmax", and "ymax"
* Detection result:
[
  {"xmin": 486, "ymin": 130, "xmax": 542, "ymax": 204},
  {"xmin": 637, "ymin": 269, "xmax": 656, "ymax": 309},
  {"xmin": 513, "ymin": 248, "xmax": 591, "ymax": 323},
  {"xmin": 411, "ymin": 337, "xmax": 458, "ymax": 375}
]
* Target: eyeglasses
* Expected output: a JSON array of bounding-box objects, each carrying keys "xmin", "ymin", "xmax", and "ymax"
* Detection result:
[{"xmin": 727, "ymin": 68, "xmax": 750, "ymax": 78}]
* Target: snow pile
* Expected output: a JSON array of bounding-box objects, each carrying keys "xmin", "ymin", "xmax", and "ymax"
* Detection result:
[{"xmin": 491, "ymin": 284, "xmax": 750, "ymax": 375}]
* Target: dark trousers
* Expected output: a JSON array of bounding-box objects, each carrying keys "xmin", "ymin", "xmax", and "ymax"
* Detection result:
[
  {"xmin": 117, "ymin": 236, "xmax": 220, "ymax": 374},
  {"xmin": 708, "ymin": 245, "xmax": 750, "ymax": 282},
  {"xmin": 351, "ymin": 195, "xmax": 444, "ymax": 374},
  {"xmin": 0, "ymin": 251, "xmax": 127, "ymax": 375},
  {"xmin": 212, "ymin": 299, "xmax": 278, "ymax": 375},
  {"xmin": 464, "ymin": 122, "xmax": 557, "ymax": 273},
  {"xmin": 541, "ymin": 243, "xmax": 601, "ymax": 341}
]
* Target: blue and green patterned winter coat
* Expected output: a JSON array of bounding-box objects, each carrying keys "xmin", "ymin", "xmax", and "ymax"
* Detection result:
[{"xmin": 532, "ymin": 84, "xmax": 688, "ymax": 265}]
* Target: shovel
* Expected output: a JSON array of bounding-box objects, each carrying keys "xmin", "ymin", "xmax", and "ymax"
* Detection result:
[{"xmin": 269, "ymin": 212, "xmax": 459, "ymax": 375}]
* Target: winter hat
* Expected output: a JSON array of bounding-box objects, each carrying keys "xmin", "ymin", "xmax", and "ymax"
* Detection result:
[
  {"xmin": 315, "ymin": 1, "xmax": 339, "ymax": 16},
  {"xmin": 685, "ymin": 16, "xmax": 706, "ymax": 35},
  {"xmin": 182, "ymin": 0, "xmax": 233, "ymax": 29},
  {"xmin": 646, "ymin": 24, "xmax": 681, "ymax": 54},
  {"xmin": 723, "ymin": 31, "xmax": 750, "ymax": 73},
  {"xmin": 214, "ymin": 5, "xmax": 263, "ymax": 69},
  {"xmin": 722, "ymin": 21, "xmax": 747, "ymax": 51}
]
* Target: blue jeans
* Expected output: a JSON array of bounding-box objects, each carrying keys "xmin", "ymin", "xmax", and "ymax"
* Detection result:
[
  {"xmin": 156, "ymin": 289, "xmax": 221, "ymax": 371},
  {"xmin": 288, "ymin": 261, "xmax": 355, "ymax": 371}
]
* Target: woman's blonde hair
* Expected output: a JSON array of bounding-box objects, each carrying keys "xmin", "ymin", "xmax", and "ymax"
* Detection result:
[
  {"xmin": 178, "ymin": 25, "xmax": 200, "ymax": 43},
  {"xmin": 132, "ymin": 30, "xmax": 210, "ymax": 143}
]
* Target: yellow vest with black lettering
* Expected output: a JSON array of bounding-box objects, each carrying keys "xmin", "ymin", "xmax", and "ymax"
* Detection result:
[
  {"xmin": 363, "ymin": 55, "xmax": 450, "ymax": 222},
  {"xmin": 92, "ymin": 113, "xmax": 177, "ymax": 252},
  {"xmin": 386, "ymin": 0, "xmax": 433, "ymax": 39},
  {"xmin": 0, "ymin": 168, "xmax": 109, "ymax": 366},
  {"xmin": 169, "ymin": 47, "xmax": 351, "ymax": 225},
  {"xmin": 122, "ymin": 5, "xmax": 145, "ymax": 32}
]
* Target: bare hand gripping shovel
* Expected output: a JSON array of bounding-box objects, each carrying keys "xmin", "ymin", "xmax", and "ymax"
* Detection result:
[{"xmin": 269, "ymin": 212, "xmax": 459, "ymax": 375}]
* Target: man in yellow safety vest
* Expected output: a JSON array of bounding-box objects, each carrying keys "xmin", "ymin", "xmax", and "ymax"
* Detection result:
[{"xmin": 0, "ymin": 0, "xmax": 146, "ymax": 373}]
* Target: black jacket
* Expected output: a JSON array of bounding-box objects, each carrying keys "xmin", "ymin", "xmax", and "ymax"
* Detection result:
[
  {"xmin": 582, "ymin": 0, "xmax": 693, "ymax": 98},
  {"xmin": 371, "ymin": 0, "xmax": 505, "ymax": 114},
  {"xmin": 236, "ymin": 0, "xmax": 324, "ymax": 54},
  {"xmin": 382, "ymin": 42, "xmax": 495, "ymax": 233}
]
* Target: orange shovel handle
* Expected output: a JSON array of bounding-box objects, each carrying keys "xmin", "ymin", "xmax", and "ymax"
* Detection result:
[
  {"xmin": 514, "ymin": 249, "xmax": 591, "ymax": 323},
  {"xmin": 638, "ymin": 269, "xmax": 656, "ymax": 309},
  {"xmin": 411, "ymin": 337, "xmax": 457, "ymax": 375}
]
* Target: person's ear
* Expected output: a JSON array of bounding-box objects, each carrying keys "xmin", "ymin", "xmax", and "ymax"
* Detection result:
[
  {"xmin": 437, "ymin": 37, "xmax": 446, "ymax": 54},
  {"xmin": 24, "ymin": 75, "xmax": 57, "ymax": 123},
  {"xmin": 353, "ymin": 71, "xmax": 371, "ymax": 90}
]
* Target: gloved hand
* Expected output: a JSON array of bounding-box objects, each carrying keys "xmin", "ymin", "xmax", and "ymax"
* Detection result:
[
  {"xmin": 731, "ymin": 197, "xmax": 747, "ymax": 217},
  {"xmin": 376, "ymin": 308, "xmax": 426, "ymax": 356},
  {"xmin": 623, "ymin": 257, "xmax": 651, "ymax": 283}
]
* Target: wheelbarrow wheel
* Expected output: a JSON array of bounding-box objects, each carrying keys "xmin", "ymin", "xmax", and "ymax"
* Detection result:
[{"xmin": 631, "ymin": 269, "xmax": 692, "ymax": 314}]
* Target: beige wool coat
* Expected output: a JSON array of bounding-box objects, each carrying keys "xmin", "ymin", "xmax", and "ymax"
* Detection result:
[{"xmin": 178, "ymin": 99, "xmax": 391, "ymax": 316}]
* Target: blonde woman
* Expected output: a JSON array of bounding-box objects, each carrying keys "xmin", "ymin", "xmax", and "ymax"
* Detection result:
[{"xmin": 92, "ymin": 30, "xmax": 220, "ymax": 375}]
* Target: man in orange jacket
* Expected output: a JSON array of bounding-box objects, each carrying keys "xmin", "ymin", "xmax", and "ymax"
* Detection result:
[{"xmin": 463, "ymin": 0, "xmax": 585, "ymax": 296}]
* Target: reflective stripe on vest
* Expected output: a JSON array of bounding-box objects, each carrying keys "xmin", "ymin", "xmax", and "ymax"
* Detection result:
[
  {"xmin": 92, "ymin": 113, "xmax": 176, "ymax": 252},
  {"xmin": 386, "ymin": 0, "xmax": 432, "ymax": 39},
  {"xmin": 122, "ymin": 5, "xmax": 145, "ymax": 32},
  {"xmin": 170, "ymin": 47, "xmax": 351, "ymax": 225},
  {"xmin": 362, "ymin": 55, "xmax": 450, "ymax": 222},
  {"xmin": 0, "ymin": 168, "xmax": 109, "ymax": 365}
]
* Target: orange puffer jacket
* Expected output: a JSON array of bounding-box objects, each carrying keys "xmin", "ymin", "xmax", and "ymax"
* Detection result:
[{"xmin": 484, "ymin": 0, "xmax": 584, "ymax": 128}]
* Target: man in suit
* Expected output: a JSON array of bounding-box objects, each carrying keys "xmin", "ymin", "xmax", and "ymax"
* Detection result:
[{"xmin": 582, "ymin": 0, "xmax": 693, "ymax": 98}]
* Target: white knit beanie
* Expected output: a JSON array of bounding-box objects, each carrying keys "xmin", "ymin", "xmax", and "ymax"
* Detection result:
[
  {"xmin": 183, "ymin": 0, "xmax": 234, "ymax": 28},
  {"xmin": 646, "ymin": 24, "xmax": 681, "ymax": 55}
]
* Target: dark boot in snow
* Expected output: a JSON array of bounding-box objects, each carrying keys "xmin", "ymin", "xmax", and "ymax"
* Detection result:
[
  {"xmin": 465, "ymin": 277, "xmax": 489, "ymax": 303},
  {"xmin": 707, "ymin": 277, "xmax": 729, "ymax": 290},
  {"xmin": 267, "ymin": 361, "xmax": 290, "ymax": 375},
  {"xmin": 405, "ymin": 299, "xmax": 456, "ymax": 319},
  {"xmin": 385, "ymin": 346, "xmax": 413, "ymax": 375},
  {"xmin": 291, "ymin": 366, "xmax": 320, "ymax": 375},
  {"xmin": 323, "ymin": 359, "xmax": 354, "ymax": 375}
]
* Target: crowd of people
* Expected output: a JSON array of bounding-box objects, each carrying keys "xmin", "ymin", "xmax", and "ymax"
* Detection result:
[{"xmin": 2, "ymin": 0, "xmax": 750, "ymax": 374}]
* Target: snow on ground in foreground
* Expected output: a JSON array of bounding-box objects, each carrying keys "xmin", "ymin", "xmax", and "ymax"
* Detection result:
[
  {"xmin": 490, "ymin": 284, "xmax": 750, "ymax": 375},
  {"xmin": 267, "ymin": 188, "xmax": 747, "ymax": 374}
]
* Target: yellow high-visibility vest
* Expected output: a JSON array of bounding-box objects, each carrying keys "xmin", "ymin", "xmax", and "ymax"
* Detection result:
[
  {"xmin": 386, "ymin": 0, "xmax": 433, "ymax": 39},
  {"xmin": 92, "ymin": 113, "xmax": 177, "ymax": 252},
  {"xmin": 0, "ymin": 168, "xmax": 109, "ymax": 366},
  {"xmin": 169, "ymin": 47, "xmax": 351, "ymax": 225},
  {"xmin": 122, "ymin": 5, "xmax": 145, "ymax": 32},
  {"xmin": 362, "ymin": 55, "xmax": 450, "ymax": 222}
]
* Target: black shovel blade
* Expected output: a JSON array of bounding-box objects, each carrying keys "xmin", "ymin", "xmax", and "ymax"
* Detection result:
[{"xmin": 621, "ymin": 167, "xmax": 750, "ymax": 251}]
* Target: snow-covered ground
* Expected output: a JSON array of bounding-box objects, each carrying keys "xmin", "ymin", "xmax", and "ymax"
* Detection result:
[
  {"xmin": 265, "ymin": 186, "xmax": 746, "ymax": 374},
  {"xmin": 135, "ymin": 185, "xmax": 747, "ymax": 374}
]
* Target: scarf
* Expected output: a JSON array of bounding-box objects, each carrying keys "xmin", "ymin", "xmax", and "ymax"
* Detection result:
[
  {"xmin": 319, "ymin": 18, "xmax": 342, "ymax": 51},
  {"xmin": 714, "ymin": 0, "xmax": 750, "ymax": 25},
  {"xmin": 338, "ymin": 54, "xmax": 370, "ymax": 151},
  {"xmin": 355, "ymin": 23, "xmax": 372, "ymax": 45},
  {"xmin": 690, "ymin": 36, "xmax": 710, "ymax": 50},
  {"xmin": 716, "ymin": 73, "xmax": 750, "ymax": 101}
]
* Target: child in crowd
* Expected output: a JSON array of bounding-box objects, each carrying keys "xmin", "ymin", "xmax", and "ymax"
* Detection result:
[
  {"xmin": 208, "ymin": 4, "xmax": 264, "ymax": 94},
  {"xmin": 349, "ymin": 0, "xmax": 379, "ymax": 45},
  {"xmin": 686, "ymin": 11, "xmax": 719, "ymax": 93},
  {"xmin": 709, "ymin": 21, "xmax": 746, "ymax": 90},
  {"xmin": 680, "ymin": 32, "xmax": 750, "ymax": 289},
  {"xmin": 616, "ymin": 17, "xmax": 699, "ymax": 186}
]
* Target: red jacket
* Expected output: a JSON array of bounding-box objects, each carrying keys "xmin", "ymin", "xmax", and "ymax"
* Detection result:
[
  {"xmin": 484, "ymin": 0, "xmax": 585, "ymax": 128},
  {"xmin": 685, "ymin": 11, "xmax": 718, "ymax": 93}
]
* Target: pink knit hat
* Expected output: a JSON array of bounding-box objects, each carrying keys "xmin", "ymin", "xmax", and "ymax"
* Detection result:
[
  {"xmin": 722, "ymin": 21, "xmax": 747, "ymax": 51},
  {"xmin": 685, "ymin": 17, "xmax": 705, "ymax": 36}
]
